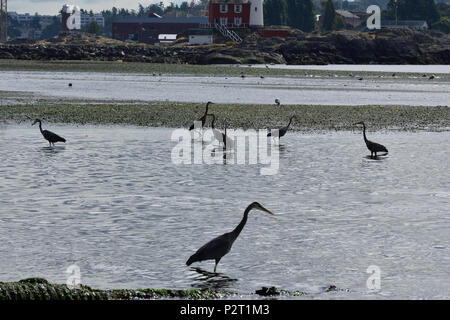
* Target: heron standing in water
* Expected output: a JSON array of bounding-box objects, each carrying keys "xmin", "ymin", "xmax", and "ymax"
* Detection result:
[
  {"xmin": 354, "ymin": 121, "xmax": 388, "ymax": 158},
  {"xmin": 267, "ymin": 115, "xmax": 297, "ymax": 140},
  {"xmin": 186, "ymin": 202, "xmax": 274, "ymax": 273},
  {"xmin": 275, "ymin": 99, "xmax": 281, "ymax": 107},
  {"xmin": 189, "ymin": 101, "xmax": 213, "ymax": 131},
  {"xmin": 209, "ymin": 114, "xmax": 234, "ymax": 150},
  {"xmin": 32, "ymin": 119, "xmax": 66, "ymax": 147}
]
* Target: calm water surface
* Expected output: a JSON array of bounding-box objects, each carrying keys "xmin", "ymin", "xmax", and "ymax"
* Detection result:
[
  {"xmin": 0, "ymin": 70, "xmax": 449, "ymax": 106},
  {"xmin": 0, "ymin": 125, "xmax": 449, "ymax": 299}
]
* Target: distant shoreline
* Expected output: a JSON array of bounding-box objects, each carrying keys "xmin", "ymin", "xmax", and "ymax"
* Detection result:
[{"xmin": 0, "ymin": 60, "xmax": 449, "ymax": 79}]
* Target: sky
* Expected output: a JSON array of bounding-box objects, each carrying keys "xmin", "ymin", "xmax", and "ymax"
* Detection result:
[{"xmin": 9, "ymin": 0, "xmax": 189, "ymax": 15}]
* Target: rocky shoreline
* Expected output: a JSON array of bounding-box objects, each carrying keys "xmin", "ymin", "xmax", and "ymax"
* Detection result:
[
  {"xmin": 0, "ymin": 278, "xmax": 312, "ymax": 300},
  {"xmin": 1, "ymin": 28, "xmax": 449, "ymax": 65}
]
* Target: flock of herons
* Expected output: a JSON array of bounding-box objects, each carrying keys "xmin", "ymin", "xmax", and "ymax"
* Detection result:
[{"xmin": 28, "ymin": 101, "xmax": 388, "ymax": 273}]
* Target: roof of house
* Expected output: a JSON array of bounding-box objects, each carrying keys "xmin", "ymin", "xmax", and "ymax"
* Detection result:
[
  {"xmin": 382, "ymin": 20, "xmax": 428, "ymax": 27},
  {"xmin": 114, "ymin": 17, "xmax": 208, "ymax": 24},
  {"xmin": 336, "ymin": 10, "xmax": 360, "ymax": 20}
]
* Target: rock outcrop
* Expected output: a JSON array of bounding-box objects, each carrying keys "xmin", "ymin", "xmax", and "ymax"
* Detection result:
[{"xmin": 0, "ymin": 28, "xmax": 449, "ymax": 65}]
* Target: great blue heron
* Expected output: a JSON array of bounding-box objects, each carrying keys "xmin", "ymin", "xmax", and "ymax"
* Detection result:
[
  {"xmin": 275, "ymin": 99, "xmax": 280, "ymax": 107},
  {"xmin": 32, "ymin": 119, "xmax": 66, "ymax": 147},
  {"xmin": 267, "ymin": 115, "xmax": 296, "ymax": 139},
  {"xmin": 186, "ymin": 202, "xmax": 274, "ymax": 273},
  {"xmin": 354, "ymin": 121, "xmax": 388, "ymax": 158},
  {"xmin": 208, "ymin": 114, "xmax": 234, "ymax": 150},
  {"xmin": 189, "ymin": 101, "xmax": 213, "ymax": 131}
]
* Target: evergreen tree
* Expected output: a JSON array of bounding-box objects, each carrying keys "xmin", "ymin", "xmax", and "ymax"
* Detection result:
[
  {"xmin": 286, "ymin": 0, "xmax": 316, "ymax": 32},
  {"xmin": 85, "ymin": 21, "xmax": 102, "ymax": 36},
  {"xmin": 322, "ymin": 0, "xmax": 335, "ymax": 32},
  {"xmin": 385, "ymin": 0, "xmax": 440, "ymax": 25},
  {"xmin": 264, "ymin": 0, "xmax": 288, "ymax": 26},
  {"xmin": 40, "ymin": 16, "xmax": 61, "ymax": 39}
]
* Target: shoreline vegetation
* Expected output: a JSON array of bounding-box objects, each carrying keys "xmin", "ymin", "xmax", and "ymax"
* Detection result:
[
  {"xmin": 0, "ymin": 278, "xmax": 309, "ymax": 300},
  {"xmin": 1, "ymin": 101, "xmax": 449, "ymax": 132}
]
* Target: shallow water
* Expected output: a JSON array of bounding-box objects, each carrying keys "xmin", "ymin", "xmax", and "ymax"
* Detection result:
[
  {"xmin": 0, "ymin": 125, "xmax": 449, "ymax": 299},
  {"xmin": 0, "ymin": 70, "xmax": 449, "ymax": 106}
]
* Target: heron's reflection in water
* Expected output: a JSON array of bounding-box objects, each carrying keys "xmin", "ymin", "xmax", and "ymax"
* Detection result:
[{"xmin": 189, "ymin": 267, "xmax": 238, "ymax": 289}]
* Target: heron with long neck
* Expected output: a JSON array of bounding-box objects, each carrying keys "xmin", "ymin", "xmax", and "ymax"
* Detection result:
[
  {"xmin": 32, "ymin": 119, "xmax": 66, "ymax": 147},
  {"xmin": 354, "ymin": 121, "xmax": 388, "ymax": 158},
  {"xmin": 267, "ymin": 115, "xmax": 296, "ymax": 139},
  {"xmin": 186, "ymin": 202, "xmax": 274, "ymax": 273},
  {"xmin": 189, "ymin": 101, "xmax": 213, "ymax": 131},
  {"xmin": 209, "ymin": 113, "xmax": 234, "ymax": 150}
]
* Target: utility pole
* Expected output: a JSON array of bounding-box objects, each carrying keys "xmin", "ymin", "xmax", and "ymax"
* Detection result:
[
  {"xmin": 394, "ymin": 0, "xmax": 398, "ymax": 25},
  {"xmin": 0, "ymin": 0, "xmax": 7, "ymax": 42}
]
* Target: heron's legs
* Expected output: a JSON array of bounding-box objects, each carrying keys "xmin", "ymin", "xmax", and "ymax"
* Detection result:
[{"xmin": 214, "ymin": 258, "xmax": 221, "ymax": 273}]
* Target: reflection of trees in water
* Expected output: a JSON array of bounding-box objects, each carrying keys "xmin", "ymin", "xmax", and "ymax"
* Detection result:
[{"xmin": 189, "ymin": 267, "xmax": 238, "ymax": 290}]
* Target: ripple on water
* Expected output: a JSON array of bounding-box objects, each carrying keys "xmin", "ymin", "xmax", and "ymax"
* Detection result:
[{"xmin": 0, "ymin": 125, "xmax": 449, "ymax": 299}]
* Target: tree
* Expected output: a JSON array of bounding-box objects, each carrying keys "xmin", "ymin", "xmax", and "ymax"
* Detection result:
[
  {"xmin": 286, "ymin": 0, "xmax": 316, "ymax": 31},
  {"xmin": 333, "ymin": 15, "xmax": 345, "ymax": 30},
  {"xmin": 40, "ymin": 16, "xmax": 62, "ymax": 39},
  {"xmin": 321, "ymin": 0, "xmax": 335, "ymax": 32},
  {"xmin": 264, "ymin": 0, "xmax": 288, "ymax": 26},
  {"xmin": 384, "ymin": 0, "xmax": 440, "ymax": 25},
  {"xmin": 30, "ymin": 16, "xmax": 41, "ymax": 30},
  {"xmin": 85, "ymin": 21, "xmax": 102, "ymax": 35}
]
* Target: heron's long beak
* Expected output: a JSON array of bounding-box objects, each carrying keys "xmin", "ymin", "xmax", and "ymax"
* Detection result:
[
  {"xmin": 353, "ymin": 122, "xmax": 363, "ymax": 125},
  {"xmin": 32, "ymin": 120, "xmax": 37, "ymax": 125},
  {"xmin": 258, "ymin": 206, "xmax": 275, "ymax": 216}
]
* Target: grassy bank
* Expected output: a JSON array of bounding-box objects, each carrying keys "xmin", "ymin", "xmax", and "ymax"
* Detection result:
[
  {"xmin": 1, "ymin": 101, "xmax": 449, "ymax": 132},
  {"xmin": 0, "ymin": 59, "xmax": 449, "ymax": 80}
]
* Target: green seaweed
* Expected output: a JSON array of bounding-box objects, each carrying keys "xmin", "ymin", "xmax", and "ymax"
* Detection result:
[{"xmin": 1, "ymin": 101, "xmax": 449, "ymax": 133}]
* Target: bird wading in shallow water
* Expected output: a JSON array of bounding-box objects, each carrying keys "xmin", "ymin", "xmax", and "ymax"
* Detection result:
[
  {"xmin": 354, "ymin": 121, "xmax": 388, "ymax": 158},
  {"xmin": 208, "ymin": 114, "xmax": 234, "ymax": 150},
  {"xmin": 186, "ymin": 202, "xmax": 274, "ymax": 273},
  {"xmin": 275, "ymin": 99, "xmax": 281, "ymax": 107},
  {"xmin": 32, "ymin": 119, "xmax": 66, "ymax": 147},
  {"xmin": 189, "ymin": 101, "xmax": 213, "ymax": 131},
  {"xmin": 267, "ymin": 115, "xmax": 297, "ymax": 140}
]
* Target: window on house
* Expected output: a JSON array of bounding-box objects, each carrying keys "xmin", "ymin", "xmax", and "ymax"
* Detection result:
[
  {"xmin": 234, "ymin": 5, "xmax": 242, "ymax": 13},
  {"xmin": 220, "ymin": 17, "xmax": 228, "ymax": 25},
  {"xmin": 234, "ymin": 17, "xmax": 242, "ymax": 26},
  {"xmin": 220, "ymin": 4, "xmax": 228, "ymax": 13}
]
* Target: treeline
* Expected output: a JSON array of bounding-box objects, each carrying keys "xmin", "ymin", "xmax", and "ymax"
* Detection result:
[
  {"xmin": 264, "ymin": 0, "xmax": 449, "ymax": 33},
  {"xmin": 383, "ymin": 0, "xmax": 450, "ymax": 32},
  {"xmin": 264, "ymin": 0, "xmax": 316, "ymax": 32}
]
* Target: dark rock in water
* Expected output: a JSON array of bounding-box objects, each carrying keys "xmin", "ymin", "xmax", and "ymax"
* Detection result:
[
  {"xmin": 325, "ymin": 285, "xmax": 338, "ymax": 292},
  {"xmin": 255, "ymin": 286, "xmax": 280, "ymax": 296}
]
